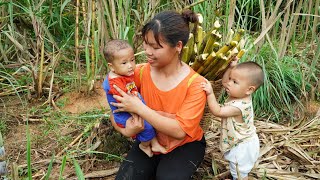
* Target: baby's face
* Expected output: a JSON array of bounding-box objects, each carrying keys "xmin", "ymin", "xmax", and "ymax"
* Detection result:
[
  {"xmin": 112, "ymin": 48, "xmax": 136, "ymax": 76},
  {"xmin": 223, "ymin": 68, "xmax": 253, "ymax": 98}
]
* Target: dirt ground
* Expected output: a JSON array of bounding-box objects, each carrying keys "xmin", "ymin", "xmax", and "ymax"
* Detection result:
[
  {"xmin": 1, "ymin": 81, "xmax": 123, "ymax": 179},
  {"xmin": 1, "ymin": 80, "xmax": 320, "ymax": 179}
]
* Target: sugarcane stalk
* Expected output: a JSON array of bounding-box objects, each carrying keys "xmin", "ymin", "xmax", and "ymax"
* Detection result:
[
  {"xmin": 191, "ymin": 53, "xmax": 208, "ymax": 71},
  {"xmin": 197, "ymin": 32, "xmax": 210, "ymax": 54},
  {"xmin": 232, "ymin": 29, "xmax": 245, "ymax": 42},
  {"xmin": 37, "ymin": 40, "xmax": 45, "ymax": 98},
  {"xmin": 183, "ymin": 33, "xmax": 194, "ymax": 63},
  {"xmin": 210, "ymin": 48, "xmax": 239, "ymax": 80},
  {"xmin": 213, "ymin": 20, "xmax": 221, "ymax": 29},
  {"xmin": 81, "ymin": 0, "xmax": 87, "ymax": 23},
  {"xmin": 225, "ymin": 29, "xmax": 234, "ymax": 44},
  {"xmin": 75, "ymin": 0, "xmax": 81, "ymax": 90},
  {"xmin": 198, "ymin": 29, "xmax": 222, "ymax": 54},
  {"xmin": 207, "ymin": 20, "xmax": 221, "ymax": 32},
  {"xmin": 210, "ymin": 49, "xmax": 245, "ymax": 80},
  {"xmin": 200, "ymin": 29, "xmax": 245, "ymax": 75},
  {"xmin": 193, "ymin": 13, "xmax": 204, "ymax": 53},
  {"xmin": 189, "ymin": 43, "xmax": 198, "ymax": 64},
  {"xmin": 235, "ymin": 49, "xmax": 245, "ymax": 59},
  {"xmin": 196, "ymin": 51, "xmax": 217, "ymax": 73},
  {"xmin": 208, "ymin": 42, "xmax": 219, "ymax": 53},
  {"xmin": 202, "ymin": 30, "xmax": 222, "ymax": 55},
  {"xmin": 237, "ymin": 38, "xmax": 246, "ymax": 51},
  {"xmin": 198, "ymin": 44, "xmax": 230, "ymax": 75},
  {"xmin": 181, "ymin": 47, "xmax": 189, "ymax": 63},
  {"xmin": 195, "ymin": 25, "xmax": 203, "ymax": 44},
  {"xmin": 88, "ymin": 0, "xmax": 96, "ymax": 92},
  {"xmin": 197, "ymin": 13, "xmax": 204, "ymax": 24},
  {"xmin": 204, "ymin": 54, "xmax": 228, "ymax": 79}
]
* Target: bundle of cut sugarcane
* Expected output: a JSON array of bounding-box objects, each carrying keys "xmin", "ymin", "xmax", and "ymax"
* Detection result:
[{"xmin": 182, "ymin": 14, "xmax": 246, "ymax": 80}]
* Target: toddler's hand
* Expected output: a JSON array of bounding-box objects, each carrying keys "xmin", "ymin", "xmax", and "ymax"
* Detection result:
[
  {"xmin": 200, "ymin": 79, "xmax": 213, "ymax": 96},
  {"xmin": 229, "ymin": 56, "xmax": 239, "ymax": 68}
]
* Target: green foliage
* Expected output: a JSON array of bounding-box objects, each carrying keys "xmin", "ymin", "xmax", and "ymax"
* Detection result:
[
  {"xmin": 44, "ymin": 155, "xmax": 54, "ymax": 180},
  {"xmin": 73, "ymin": 158, "xmax": 85, "ymax": 180},
  {"xmin": 0, "ymin": 120, "xmax": 7, "ymax": 135},
  {"xmin": 58, "ymin": 155, "xmax": 67, "ymax": 180},
  {"xmin": 251, "ymin": 43, "xmax": 317, "ymax": 121},
  {"xmin": 0, "ymin": 65, "xmax": 25, "ymax": 102}
]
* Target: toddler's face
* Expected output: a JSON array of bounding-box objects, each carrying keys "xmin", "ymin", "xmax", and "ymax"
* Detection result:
[
  {"xmin": 223, "ymin": 68, "xmax": 253, "ymax": 98},
  {"xmin": 111, "ymin": 48, "xmax": 136, "ymax": 76}
]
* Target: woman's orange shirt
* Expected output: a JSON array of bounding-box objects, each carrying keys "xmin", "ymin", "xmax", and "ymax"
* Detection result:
[{"xmin": 134, "ymin": 63, "xmax": 206, "ymax": 152}]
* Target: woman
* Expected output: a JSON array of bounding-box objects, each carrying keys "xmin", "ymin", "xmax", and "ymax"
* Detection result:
[{"xmin": 110, "ymin": 10, "xmax": 207, "ymax": 180}]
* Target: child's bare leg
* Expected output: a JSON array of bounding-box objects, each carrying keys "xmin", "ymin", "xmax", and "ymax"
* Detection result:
[
  {"xmin": 151, "ymin": 137, "xmax": 167, "ymax": 154},
  {"xmin": 139, "ymin": 141, "xmax": 153, "ymax": 157}
]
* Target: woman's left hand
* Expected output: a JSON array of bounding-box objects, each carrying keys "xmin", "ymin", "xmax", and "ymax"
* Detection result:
[{"xmin": 111, "ymin": 84, "xmax": 144, "ymax": 113}]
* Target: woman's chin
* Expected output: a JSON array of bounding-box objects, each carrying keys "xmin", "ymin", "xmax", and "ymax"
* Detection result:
[{"xmin": 147, "ymin": 58, "xmax": 155, "ymax": 63}]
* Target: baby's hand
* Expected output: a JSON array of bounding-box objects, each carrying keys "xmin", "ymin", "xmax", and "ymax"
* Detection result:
[{"xmin": 200, "ymin": 79, "xmax": 213, "ymax": 96}]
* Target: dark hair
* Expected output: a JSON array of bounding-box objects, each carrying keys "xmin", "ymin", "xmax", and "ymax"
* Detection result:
[
  {"xmin": 142, "ymin": 9, "xmax": 198, "ymax": 48},
  {"xmin": 235, "ymin": 61, "xmax": 264, "ymax": 90},
  {"xmin": 103, "ymin": 39, "xmax": 132, "ymax": 63}
]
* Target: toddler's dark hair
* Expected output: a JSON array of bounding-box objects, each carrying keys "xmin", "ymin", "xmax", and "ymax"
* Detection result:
[
  {"xmin": 235, "ymin": 62, "xmax": 264, "ymax": 90},
  {"xmin": 103, "ymin": 39, "xmax": 132, "ymax": 63}
]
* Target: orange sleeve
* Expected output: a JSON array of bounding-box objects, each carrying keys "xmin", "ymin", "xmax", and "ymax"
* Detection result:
[
  {"xmin": 134, "ymin": 63, "xmax": 146, "ymax": 90},
  {"xmin": 175, "ymin": 76, "xmax": 207, "ymax": 138}
]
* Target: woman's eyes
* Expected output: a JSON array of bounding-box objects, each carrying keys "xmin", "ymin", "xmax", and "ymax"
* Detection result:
[{"xmin": 144, "ymin": 43, "xmax": 160, "ymax": 50}]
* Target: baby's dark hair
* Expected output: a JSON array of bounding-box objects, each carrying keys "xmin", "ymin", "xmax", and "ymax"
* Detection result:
[
  {"xmin": 235, "ymin": 61, "xmax": 264, "ymax": 90},
  {"xmin": 142, "ymin": 9, "xmax": 198, "ymax": 48},
  {"xmin": 103, "ymin": 39, "xmax": 133, "ymax": 63}
]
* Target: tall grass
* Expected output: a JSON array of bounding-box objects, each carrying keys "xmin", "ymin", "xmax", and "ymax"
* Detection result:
[
  {"xmin": 250, "ymin": 43, "xmax": 318, "ymax": 121},
  {"xmin": 1, "ymin": 0, "xmax": 319, "ymax": 100},
  {"xmin": 26, "ymin": 118, "xmax": 32, "ymax": 179}
]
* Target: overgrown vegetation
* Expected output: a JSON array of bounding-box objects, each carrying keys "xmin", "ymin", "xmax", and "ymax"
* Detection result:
[
  {"xmin": 0, "ymin": 0, "xmax": 319, "ymax": 179},
  {"xmin": 1, "ymin": 0, "xmax": 318, "ymax": 120}
]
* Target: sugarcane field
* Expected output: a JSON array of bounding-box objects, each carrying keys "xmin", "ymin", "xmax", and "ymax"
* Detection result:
[{"xmin": 1, "ymin": 0, "xmax": 320, "ymax": 179}]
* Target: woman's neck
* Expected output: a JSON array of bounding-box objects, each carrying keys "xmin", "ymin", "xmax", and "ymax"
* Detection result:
[
  {"xmin": 154, "ymin": 59, "xmax": 184, "ymax": 77},
  {"xmin": 149, "ymin": 57, "xmax": 191, "ymax": 92}
]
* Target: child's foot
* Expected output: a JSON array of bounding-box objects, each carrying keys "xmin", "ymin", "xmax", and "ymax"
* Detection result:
[
  {"xmin": 139, "ymin": 143, "xmax": 153, "ymax": 157},
  {"xmin": 151, "ymin": 139, "xmax": 167, "ymax": 154}
]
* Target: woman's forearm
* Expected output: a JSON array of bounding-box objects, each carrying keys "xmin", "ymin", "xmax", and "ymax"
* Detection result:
[
  {"xmin": 109, "ymin": 113, "xmax": 135, "ymax": 137},
  {"xmin": 137, "ymin": 105, "xmax": 186, "ymax": 139}
]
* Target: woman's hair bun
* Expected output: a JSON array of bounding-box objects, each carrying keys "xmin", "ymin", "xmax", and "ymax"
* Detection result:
[{"xmin": 181, "ymin": 9, "xmax": 198, "ymax": 24}]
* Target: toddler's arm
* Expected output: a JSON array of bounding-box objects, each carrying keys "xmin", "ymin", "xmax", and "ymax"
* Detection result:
[{"xmin": 201, "ymin": 79, "xmax": 241, "ymax": 118}]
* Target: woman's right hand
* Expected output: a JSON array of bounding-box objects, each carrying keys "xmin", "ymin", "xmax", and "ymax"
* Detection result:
[
  {"xmin": 111, "ymin": 85, "xmax": 145, "ymax": 114},
  {"xmin": 110, "ymin": 113, "xmax": 144, "ymax": 137},
  {"xmin": 124, "ymin": 113, "xmax": 145, "ymax": 137}
]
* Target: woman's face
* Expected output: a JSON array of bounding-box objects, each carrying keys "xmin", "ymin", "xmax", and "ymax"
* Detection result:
[{"xmin": 143, "ymin": 31, "xmax": 179, "ymax": 68}]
